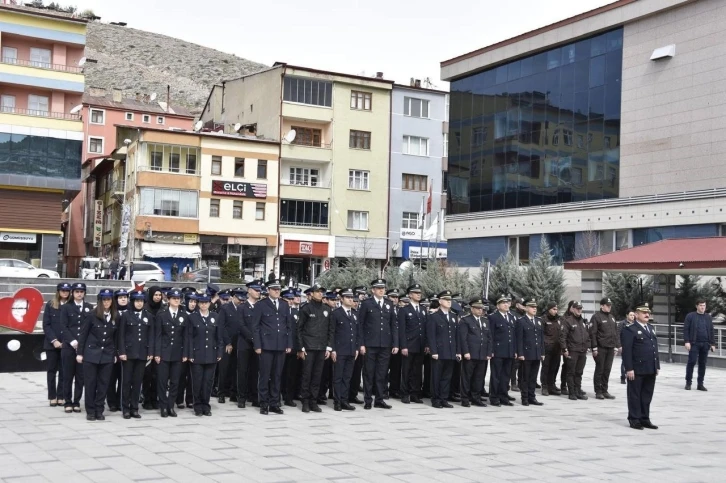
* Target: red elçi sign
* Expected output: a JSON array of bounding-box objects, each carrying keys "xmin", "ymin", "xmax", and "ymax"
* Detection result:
[{"xmin": 212, "ymin": 180, "xmax": 267, "ymax": 198}]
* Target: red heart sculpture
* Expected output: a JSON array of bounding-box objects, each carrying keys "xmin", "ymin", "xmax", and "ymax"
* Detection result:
[{"xmin": 0, "ymin": 287, "xmax": 44, "ymax": 334}]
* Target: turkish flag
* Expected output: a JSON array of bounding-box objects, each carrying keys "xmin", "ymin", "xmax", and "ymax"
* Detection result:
[{"xmin": 426, "ymin": 184, "xmax": 432, "ymax": 214}]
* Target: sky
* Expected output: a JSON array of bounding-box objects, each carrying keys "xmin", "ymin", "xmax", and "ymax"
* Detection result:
[{"xmin": 76, "ymin": 0, "xmax": 614, "ymax": 89}]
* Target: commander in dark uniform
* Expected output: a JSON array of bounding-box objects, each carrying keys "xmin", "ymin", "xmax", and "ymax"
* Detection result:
[
  {"xmin": 398, "ymin": 284, "xmax": 427, "ymax": 404},
  {"xmin": 427, "ymin": 290, "xmax": 458, "ymax": 408},
  {"xmin": 297, "ymin": 283, "xmax": 334, "ymax": 413},
  {"xmin": 154, "ymin": 289, "xmax": 187, "ymax": 418},
  {"xmin": 457, "ymin": 298, "xmax": 492, "ymax": 407},
  {"xmin": 488, "ymin": 294, "xmax": 516, "ymax": 407},
  {"xmin": 331, "ymin": 288, "xmax": 359, "ymax": 411},
  {"xmin": 621, "ymin": 302, "xmax": 659, "ymax": 430},
  {"xmin": 515, "ymin": 298, "xmax": 545, "ymax": 406}
]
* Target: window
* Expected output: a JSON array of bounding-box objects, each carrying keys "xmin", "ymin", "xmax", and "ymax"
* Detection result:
[
  {"xmin": 291, "ymin": 126, "xmax": 322, "ymax": 147},
  {"xmin": 2, "ymin": 46, "xmax": 17, "ymax": 64},
  {"xmin": 209, "ymin": 199, "xmax": 220, "ymax": 217},
  {"xmin": 255, "ymin": 202, "xmax": 265, "ymax": 220},
  {"xmin": 150, "ymin": 151, "xmax": 162, "ymax": 171},
  {"xmin": 257, "ymin": 159, "xmax": 267, "ymax": 179},
  {"xmin": 169, "ymin": 153, "xmax": 180, "ymax": 173},
  {"xmin": 88, "ymin": 136, "xmax": 103, "ymax": 154},
  {"xmin": 186, "ymin": 153, "xmax": 197, "ymax": 174},
  {"xmin": 90, "ymin": 109, "xmax": 104, "ymax": 125},
  {"xmin": 0, "ymin": 133, "xmax": 82, "ymax": 180},
  {"xmin": 290, "ymin": 167, "xmax": 319, "ymax": 186},
  {"xmin": 402, "ymin": 135, "xmax": 429, "ymax": 156},
  {"xmin": 157, "ymin": 116, "xmax": 165, "ymax": 125},
  {"xmin": 280, "ymin": 200, "xmax": 329, "ymax": 227},
  {"xmin": 211, "ymin": 156, "xmax": 222, "ymax": 175},
  {"xmin": 28, "ymin": 95, "xmax": 49, "ymax": 115},
  {"xmin": 615, "ymin": 230, "xmax": 631, "ymax": 251},
  {"xmin": 443, "ymin": 133, "xmax": 448, "ymax": 157},
  {"xmin": 350, "ymin": 91, "xmax": 372, "ymax": 110},
  {"xmin": 103, "ymin": 207, "xmax": 112, "ymax": 233},
  {"xmin": 29, "ymin": 47, "xmax": 51, "ymax": 68},
  {"xmin": 139, "ymin": 188, "xmax": 198, "ymax": 218},
  {"xmin": 348, "ymin": 170, "xmax": 369, "ymax": 190},
  {"xmin": 233, "ymin": 200, "xmax": 243, "ymax": 219},
  {"xmin": 403, "ymin": 97, "xmax": 429, "ymax": 118},
  {"xmin": 347, "ymin": 211, "xmax": 369, "ymax": 230},
  {"xmin": 1, "ymin": 95, "xmax": 15, "ymax": 113},
  {"xmin": 125, "ymin": 112, "xmax": 134, "ymax": 121},
  {"xmin": 349, "ymin": 130, "xmax": 371, "ymax": 149},
  {"xmin": 283, "ymin": 77, "xmax": 333, "ymax": 107},
  {"xmin": 142, "ymin": 114, "xmax": 150, "ymax": 123},
  {"xmin": 508, "ymin": 236, "xmax": 530, "ymax": 264},
  {"xmin": 234, "ymin": 158, "xmax": 245, "ymax": 177},
  {"xmin": 402, "ymin": 173, "xmax": 427, "ymax": 191},
  {"xmin": 401, "ymin": 212, "xmax": 420, "ymax": 229}
]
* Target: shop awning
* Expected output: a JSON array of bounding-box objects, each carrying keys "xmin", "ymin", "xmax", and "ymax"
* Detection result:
[{"xmin": 140, "ymin": 242, "xmax": 201, "ymax": 259}]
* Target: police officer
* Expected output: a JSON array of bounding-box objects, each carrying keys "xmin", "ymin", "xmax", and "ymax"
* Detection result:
[
  {"xmin": 118, "ymin": 289, "xmax": 153, "ymax": 418},
  {"xmin": 488, "ymin": 294, "xmax": 516, "ymax": 407},
  {"xmin": 252, "ymin": 279, "xmax": 293, "ymax": 415},
  {"xmin": 398, "ymin": 284, "xmax": 427, "ymax": 404},
  {"xmin": 619, "ymin": 310, "xmax": 635, "ymax": 384},
  {"xmin": 217, "ymin": 287, "xmax": 245, "ymax": 404},
  {"xmin": 348, "ymin": 286, "xmax": 367, "ymax": 404},
  {"xmin": 76, "ymin": 289, "xmax": 117, "ymax": 421},
  {"xmin": 237, "ymin": 281, "xmax": 261, "ymax": 409},
  {"xmin": 176, "ymin": 291, "xmax": 197, "ymax": 409},
  {"xmin": 540, "ymin": 302, "xmax": 562, "ymax": 396},
  {"xmin": 297, "ymin": 283, "xmax": 334, "ymax": 413},
  {"xmin": 621, "ymin": 302, "xmax": 659, "ymax": 430},
  {"xmin": 509, "ymin": 296, "xmax": 526, "ymax": 392},
  {"xmin": 590, "ymin": 297, "xmax": 621, "ymax": 400},
  {"xmin": 386, "ymin": 288, "xmax": 402, "ymax": 399},
  {"xmin": 427, "ymin": 290, "xmax": 459, "ymax": 408},
  {"xmin": 142, "ymin": 287, "xmax": 164, "ymax": 411},
  {"xmin": 317, "ymin": 291, "xmax": 338, "ymax": 404},
  {"xmin": 187, "ymin": 294, "xmax": 223, "ymax": 416},
  {"xmin": 43, "ymin": 282, "xmax": 70, "ymax": 407},
  {"xmin": 154, "ymin": 288, "xmax": 186, "ymax": 418},
  {"xmin": 106, "ymin": 289, "xmax": 128, "ymax": 413},
  {"xmin": 560, "ymin": 301, "xmax": 591, "ymax": 400},
  {"xmin": 331, "ymin": 288, "xmax": 359, "ymax": 411},
  {"xmin": 359, "ymin": 279, "xmax": 399, "ymax": 410},
  {"xmin": 515, "ymin": 298, "xmax": 545, "ymax": 406},
  {"xmin": 457, "ymin": 298, "xmax": 492, "ymax": 407},
  {"xmin": 281, "ymin": 288, "xmax": 302, "ymax": 407},
  {"xmin": 60, "ymin": 282, "xmax": 92, "ymax": 413}
]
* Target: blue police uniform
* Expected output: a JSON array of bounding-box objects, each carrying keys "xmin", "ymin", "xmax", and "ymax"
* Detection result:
[
  {"xmin": 216, "ymin": 298, "xmax": 244, "ymax": 400},
  {"xmin": 358, "ymin": 293, "xmax": 398, "ymax": 407},
  {"xmin": 621, "ymin": 316, "xmax": 660, "ymax": 429},
  {"xmin": 331, "ymin": 304, "xmax": 358, "ymax": 407},
  {"xmin": 515, "ymin": 312, "xmax": 545, "ymax": 404},
  {"xmin": 427, "ymin": 306, "xmax": 457, "ymax": 407},
  {"xmin": 457, "ymin": 312, "xmax": 492, "ymax": 405},
  {"xmin": 154, "ymin": 305, "xmax": 186, "ymax": 415},
  {"xmin": 237, "ymin": 299, "xmax": 259, "ymax": 405},
  {"xmin": 43, "ymin": 283, "xmax": 70, "ymax": 403},
  {"xmin": 252, "ymin": 296, "xmax": 293, "ymax": 411},
  {"xmin": 488, "ymin": 308, "xmax": 516, "ymax": 406},
  {"xmin": 186, "ymin": 308, "xmax": 223, "ymax": 415},
  {"xmin": 77, "ymin": 304, "xmax": 116, "ymax": 419},
  {"xmin": 118, "ymin": 306, "xmax": 154, "ymax": 415},
  {"xmin": 60, "ymin": 286, "xmax": 93, "ymax": 410}
]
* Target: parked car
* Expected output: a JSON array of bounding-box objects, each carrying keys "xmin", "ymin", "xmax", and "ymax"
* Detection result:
[
  {"xmin": 181, "ymin": 266, "xmax": 220, "ymax": 283},
  {"xmin": 79, "ymin": 257, "xmax": 100, "ymax": 279},
  {"xmin": 0, "ymin": 259, "xmax": 60, "ymax": 278},
  {"xmin": 130, "ymin": 261, "xmax": 166, "ymax": 283}
]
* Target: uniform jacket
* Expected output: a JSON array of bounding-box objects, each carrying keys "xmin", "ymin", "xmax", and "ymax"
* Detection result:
[
  {"xmin": 118, "ymin": 309, "xmax": 154, "ymax": 360},
  {"xmin": 290, "ymin": 306, "xmax": 301, "ymax": 352},
  {"xmin": 426, "ymin": 310, "xmax": 458, "ymax": 360},
  {"xmin": 252, "ymin": 297, "xmax": 293, "ymax": 351},
  {"xmin": 237, "ymin": 301, "xmax": 257, "ymax": 349},
  {"xmin": 560, "ymin": 314, "xmax": 591, "ymax": 353},
  {"xmin": 457, "ymin": 314, "xmax": 492, "ymax": 360},
  {"xmin": 331, "ymin": 306, "xmax": 358, "ymax": 356},
  {"xmin": 589, "ymin": 310, "xmax": 620, "ymax": 349},
  {"xmin": 397, "ymin": 303, "xmax": 427, "ymax": 353},
  {"xmin": 358, "ymin": 297, "xmax": 399, "ymax": 348},
  {"xmin": 683, "ymin": 312, "xmax": 716, "ymax": 345},
  {"xmin": 297, "ymin": 300, "xmax": 334, "ymax": 351},
  {"xmin": 186, "ymin": 310, "xmax": 223, "ymax": 364},
  {"xmin": 42, "ymin": 301, "xmax": 64, "ymax": 350},
  {"xmin": 60, "ymin": 301, "xmax": 94, "ymax": 349},
  {"xmin": 77, "ymin": 312, "xmax": 117, "ymax": 364},
  {"xmin": 620, "ymin": 322, "xmax": 660, "ymax": 375},
  {"xmin": 154, "ymin": 307, "xmax": 186, "ymax": 361},
  {"xmin": 516, "ymin": 315, "xmax": 545, "ymax": 360},
  {"xmin": 543, "ymin": 313, "xmax": 562, "ymax": 346},
  {"xmin": 218, "ymin": 301, "xmax": 244, "ymax": 346},
  {"xmin": 489, "ymin": 310, "xmax": 516, "ymax": 358}
]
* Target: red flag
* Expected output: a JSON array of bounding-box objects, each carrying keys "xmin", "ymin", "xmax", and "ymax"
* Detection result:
[{"xmin": 426, "ymin": 183, "xmax": 432, "ymax": 214}]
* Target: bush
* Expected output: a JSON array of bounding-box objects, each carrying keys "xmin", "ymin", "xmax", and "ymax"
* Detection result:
[{"xmin": 219, "ymin": 258, "xmax": 241, "ymax": 284}]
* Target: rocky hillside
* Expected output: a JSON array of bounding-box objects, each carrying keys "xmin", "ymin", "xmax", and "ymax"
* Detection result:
[{"xmin": 84, "ymin": 22, "xmax": 268, "ymax": 114}]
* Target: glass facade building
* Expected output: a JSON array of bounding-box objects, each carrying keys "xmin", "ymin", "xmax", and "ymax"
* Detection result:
[{"xmin": 447, "ymin": 28, "xmax": 623, "ymax": 214}]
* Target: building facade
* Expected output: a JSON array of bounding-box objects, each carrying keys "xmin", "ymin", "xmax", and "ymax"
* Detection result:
[{"xmin": 0, "ymin": 5, "xmax": 85, "ymax": 270}]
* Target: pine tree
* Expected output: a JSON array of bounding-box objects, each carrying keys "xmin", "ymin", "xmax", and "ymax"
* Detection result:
[
  {"xmin": 699, "ymin": 277, "xmax": 726, "ymax": 317},
  {"xmin": 675, "ymin": 274, "xmax": 701, "ymax": 322},
  {"xmin": 414, "ymin": 260, "xmax": 476, "ymax": 300},
  {"xmin": 526, "ymin": 237, "xmax": 567, "ymax": 313},
  {"xmin": 316, "ymin": 255, "xmax": 378, "ymax": 291},
  {"xmin": 487, "ymin": 253, "xmax": 526, "ymax": 306},
  {"xmin": 603, "ymin": 273, "xmax": 653, "ymax": 319},
  {"xmin": 219, "ymin": 258, "xmax": 241, "ymax": 284}
]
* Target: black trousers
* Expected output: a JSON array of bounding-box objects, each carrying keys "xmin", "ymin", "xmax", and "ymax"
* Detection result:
[
  {"xmin": 511, "ymin": 359, "xmax": 522, "ymax": 386},
  {"xmin": 400, "ymin": 352, "xmax": 424, "ymax": 397},
  {"xmin": 541, "ymin": 343, "xmax": 561, "ymax": 388},
  {"xmin": 333, "ymin": 355, "xmax": 355, "ymax": 403},
  {"xmin": 686, "ymin": 342, "xmax": 710, "ymax": 385},
  {"xmin": 627, "ymin": 373, "xmax": 656, "ymax": 422},
  {"xmin": 388, "ymin": 353, "xmax": 402, "ymax": 395},
  {"xmin": 83, "ymin": 361, "xmax": 112, "ymax": 416},
  {"xmin": 422, "ymin": 354, "xmax": 432, "ymax": 397},
  {"xmin": 258, "ymin": 350, "xmax": 285, "ymax": 408},
  {"xmin": 191, "ymin": 363, "xmax": 216, "ymax": 413},
  {"xmin": 46, "ymin": 348, "xmax": 63, "ymax": 400},
  {"xmin": 451, "ymin": 360, "xmax": 461, "ymax": 395},
  {"xmin": 157, "ymin": 361, "xmax": 182, "ymax": 410},
  {"xmin": 561, "ymin": 355, "xmax": 569, "ymax": 389},
  {"xmin": 363, "ymin": 347, "xmax": 391, "ymax": 404},
  {"xmin": 142, "ymin": 360, "xmax": 158, "ymax": 406},
  {"xmin": 349, "ymin": 356, "xmax": 363, "ymax": 400},
  {"xmin": 106, "ymin": 360, "xmax": 122, "ymax": 409},
  {"xmin": 217, "ymin": 340, "xmax": 238, "ymax": 397},
  {"xmin": 236, "ymin": 345, "xmax": 259, "ymax": 403},
  {"xmin": 593, "ymin": 347, "xmax": 616, "ymax": 395},
  {"xmin": 301, "ymin": 350, "xmax": 326, "ymax": 402},
  {"xmin": 121, "ymin": 359, "xmax": 146, "ymax": 411},
  {"xmin": 566, "ymin": 351, "xmax": 587, "ymax": 395},
  {"xmin": 318, "ymin": 358, "xmax": 333, "ymax": 400},
  {"xmin": 176, "ymin": 361, "xmax": 194, "ymax": 406},
  {"xmin": 461, "ymin": 358, "xmax": 487, "ymax": 402},
  {"xmin": 61, "ymin": 347, "xmax": 83, "ymax": 407},
  {"xmin": 520, "ymin": 359, "xmax": 541, "ymax": 402},
  {"xmin": 282, "ymin": 352, "xmax": 302, "ymax": 402},
  {"xmin": 431, "ymin": 358, "xmax": 454, "ymax": 404},
  {"xmin": 489, "ymin": 357, "xmax": 513, "ymax": 404}
]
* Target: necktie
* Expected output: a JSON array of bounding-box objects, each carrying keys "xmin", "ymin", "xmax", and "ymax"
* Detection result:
[
  {"xmin": 477, "ymin": 317, "xmax": 482, "ymax": 330},
  {"xmin": 379, "ymin": 300, "xmax": 383, "ymax": 309},
  {"xmin": 346, "ymin": 310, "xmax": 351, "ymax": 318},
  {"xmin": 172, "ymin": 311, "xmax": 176, "ymax": 319},
  {"xmin": 138, "ymin": 312, "xmax": 142, "ymax": 320},
  {"xmin": 274, "ymin": 300, "xmax": 278, "ymax": 311}
]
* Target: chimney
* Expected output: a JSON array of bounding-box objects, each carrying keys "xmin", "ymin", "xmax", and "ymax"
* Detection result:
[
  {"xmin": 135, "ymin": 92, "xmax": 141, "ymax": 101},
  {"xmin": 410, "ymin": 77, "xmax": 415, "ymax": 87},
  {"xmin": 112, "ymin": 88, "xmax": 123, "ymax": 103},
  {"xmin": 142, "ymin": 94, "xmax": 150, "ymax": 103},
  {"xmin": 88, "ymin": 86, "xmax": 106, "ymax": 97},
  {"xmin": 376, "ymin": 72, "xmax": 383, "ymax": 79},
  {"xmin": 415, "ymin": 79, "xmax": 421, "ymax": 88}
]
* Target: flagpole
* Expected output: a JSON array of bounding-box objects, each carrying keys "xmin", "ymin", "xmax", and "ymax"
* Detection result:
[{"xmin": 419, "ymin": 195, "xmax": 425, "ymax": 269}]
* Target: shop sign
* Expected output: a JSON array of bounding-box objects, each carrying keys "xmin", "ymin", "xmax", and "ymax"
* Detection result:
[
  {"xmin": 145, "ymin": 232, "xmax": 199, "ymax": 244},
  {"xmin": 299, "ymin": 242, "xmax": 313, "ymax": 254},
  {"xmin": 408, "ymin": 246, "xmax": 447, "ymax": 259},
  {"xmin": 212, "ymin": 180, "xmax": 267, "ymax": 198},
  {"xmin": 0, "ymin": 232, "xmax": 37, "ymax": 244},
  {"xmin": 93, "ymin": 200, "xmax": 103, "ymax": 248},
  {"xmin": 400, "ymin": 228, "xmax": 421, "ymax": 239}
]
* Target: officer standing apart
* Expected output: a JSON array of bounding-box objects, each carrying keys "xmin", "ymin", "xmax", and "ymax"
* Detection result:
[
  {"xmin": 457, "ymin": 298, "xmax": 492, "ymax": 407},
  {"xmin": 398, "ymin": 284, "xmax": 427, "ymax": 404},
  {"xmin": 253, "ymin": 279, "xmax": 293, "ymax": 415},
  {"xmin": 515, "ymin": 298, "xmax": 545, "ymax": 406},
  {"xmin": 621, "ymin": 302, "xmax": 659, "ymax": 430},
  {"xmin": 154, "ymin": 289, "xmax": 187, "ymax": 418},
  {"xmin": 297, "ymin": 283, "xmax": 334, "ymax": 413},
  {"xmin": 330, "ymin": 288, "xmax": 359, "ymax": 411},
  {"xmin": 540, "ymin": 302, "xmax": 562, "ymax": 396},
  {"xmin": 358, "ymin": 279, "xmax": 399, "ymax": 410},
  {"xmin": 186, "ymin": 294, "xmax": 223, "ymax": 416},
  {"xmin": 488, "ymin": 295, "xmax": 516, "ymax": 407},
  {"xmin": 590, "ymin": 297, "xmax": 620, "ymax": 400},
  {"xmin": 683, "ymin": 298, "xmax": 716, "ymax": 391}
]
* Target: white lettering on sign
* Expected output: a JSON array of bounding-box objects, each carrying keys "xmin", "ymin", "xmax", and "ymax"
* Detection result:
[
  {"xmin": 0, "ymin": 232, "xmax": 37, "ymax": 244},
  {"xmin": 299, "ymin": 242, "xmax": 313, "ymax": 254}
]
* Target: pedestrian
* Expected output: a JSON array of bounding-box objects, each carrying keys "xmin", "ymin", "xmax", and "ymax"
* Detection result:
[
  {"xmin": 60, "ymin": 282, "xmax": 92, "ymax": 413},
  {"xmin": 267, "ymin": 269, "xmax": 275, "ymax": 282},
  {"xmin": 110, "ymin": 258, "xmax": 119, "ymax": 280},
  {"xmin": 119, "ymin": 264, "xmax": 127, "ymax": 281},
  {"xmin": 129, "ymin": 262, "xmax": 135, "ymax": 280},
  {"xmin": 560, "ymin": 301, "xmax": 591, "ymax": 400},
  {"xmin": 398, "ymin": 284, "xmax": 427, "ymax": 404},
  {"xmin": 683, "ymin": 298, "xmax": 716, "ymax": 391},
  {"xmin": 297, "ymin": 283, "xmax": 334, "ymax": 413},
  {"xmin": 118, "ymin": 290, "xmax": 153, "ymax": 419},
  {"xmin": 488, "ymin": 294, "xmax": 516, "ymax": 407},
  {"xmin": 106, "ymin": 289, "xmax": 129, "ymax": 413},
  {"xmin": 94, "ymin": 263, "xmax": 101, "ymax": 280},
  {"xmin": 515, "ymin": 298, "xmax": 545, "ymax": 406},
  {"xmin": 621, "ymin": 302, "xmax": 659, "ymax": 430},
  {"xmin": 457, "ymin": 298, "xmax": 492, "ymax": 407},
  {"xmin": 171, "ymin": 263, "xmax": 179, "ymax": 281},
  {"xmin": 619, "ymin": 310, "xmax": 635, "ymax": 384},
  {"xmin": 155, "ymin": 289, "xmax": 186, "ymax": 418},
  {"xmin": 76, "ymin": 289, "xmax": 117, "ymax": 421},
  {"xmin": 43, "ymin": 282, "xmax": 71, "ymax": 407},
  {"xmin": 101, "ymin": 257, "xmax": 110, "ymax": 279},
  {"xmin": 540, "ymin": 302, "xmax": 562, "ymax": 396},
  {"xmin": 187, "ymin": 294, "xmax": 223, "ymax": 416},
  {"xmin": 427, "ymin": 290, "xmax": 459, "ymax": 408},
  {"xmin": 183, "ymin": 263, "xmax": 191, "ymax": 274},
  {"xmin": 331, "ymin": 288, "xmax": 359, "ymax": 411},
  {"xmin": 590, "ymin": 297, "xmax": 621, "ymax": 400}
]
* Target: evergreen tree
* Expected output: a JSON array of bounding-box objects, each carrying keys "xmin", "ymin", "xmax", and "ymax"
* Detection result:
[
  {"xmin": 219, "ymin": 258, "xmax": 241, "ymax": 284},
  {"xmin": 415, "ymin": 260, "xmax": 476, "ymax": 300},
  {"xmin": 699, "ymin": 277, "xmax": 726, "ymax": 317},
  {"xmin": 487, "ymin": 253, "xmax": 526, "ymax": 306},
  {"xmin": 316, "ymin": 255, "xmax": 378, "ymax": 291},
  {"xmin": 603, "ymin": 273, "xmax": 653, "ymax": 319},
  {"xmin": 526, "ymin": 237, "xmax": 567, "ymax": 313},
  {"xmin": 675, "ymin": 274, "xmax": 700, "ymax": 322}
]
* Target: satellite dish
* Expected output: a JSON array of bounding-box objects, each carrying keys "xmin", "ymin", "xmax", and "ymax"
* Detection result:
[
  {"xmin": 193, "ymin": 120, "xmax": 203, "ymax": 131},
  {"xmin": 234, "ymin": 123, "xmax": 242, "ymax": 132},
  {"xmin": 78, "ymin": 57, "xmax": 86, "ymax": 67},
  {"xmin": 150, "ymin": 92, "xmax": 157, "ymax": 101},
  {"xmin": 399, "ymin": 261, "xmax": 414, "ymax": 273},
  {"xmin": 69, "ymin": 104, "xmax": 83, "ymax": 114},
  {"xmin": 283, "ymin": 129, "xmax": 297, "ymax": 143}
]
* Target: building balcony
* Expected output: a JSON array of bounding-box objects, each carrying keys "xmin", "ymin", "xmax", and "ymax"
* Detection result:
[
  {"xmin": 136, "ymin": 166, "xmax": 201, "ymax": 191},
  {"xmin": 280, "ymin": 179, "xmax": 331, "ymax": 201},
  {"xmin": 0, "ymin": 59, "xmax": 84, "ymax": 93},
  {"xmin": 282, "ymin": 101, "xmax": 333, "ymax": 123},
  {"xmin": 281, "ymin": 142, "xmax": 332, "ymax": 163},
  {"xmin": 1, "ymin": 57, "xmax": 83, "ymax": 74},
  {"xmin": 0, "ymin": 105, "xmax": 79, "ymax": 121}
]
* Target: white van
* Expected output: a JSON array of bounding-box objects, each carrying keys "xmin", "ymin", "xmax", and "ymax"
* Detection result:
[{"xmin": 79, "ymin": 257, "xmax": 100, "ymax": 279}]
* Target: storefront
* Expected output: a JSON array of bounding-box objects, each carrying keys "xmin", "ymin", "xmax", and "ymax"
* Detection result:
[
  {"xmin": 280, "ymin": 240, "xmax": 329, "ymax": 285},
  {"xmin": 0, "ymin": 231, "xmax": 60, "ymax": 270},
  {"xmin": 139, "ymin": 241, "xmax": 201, "ymax": 280},
  {"xmin": 201, "ymin": 235, "xmax": 227, "ymax": 268},
  {"xmin": 401, "ymin": 240, "xmax": 448, "ymax": 261},
  {"xmin": 227, "ymin": 243, "xmax": 267, "ymax": 281}
]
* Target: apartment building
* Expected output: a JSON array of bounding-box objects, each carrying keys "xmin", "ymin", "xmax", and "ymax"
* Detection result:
[
  {"xmin": 0, "ymin": 4, "xmax": 85, "ymax": 270},
  {"xmin": 200, "ymin": 63, "xmax": 392, "ymax": 284}
]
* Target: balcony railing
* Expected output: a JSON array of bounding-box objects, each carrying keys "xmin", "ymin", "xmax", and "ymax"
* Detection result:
[
  {"xmin": 111, "ymin": 180, "xmax": 125, "ymax": 193},
  {"xmin": 1, "ymin": 57, "xmax": 83, "ymax": 73},
  {"xmin": 0, "ymin": 106, "xmax": 80, "ymax": 121},
  {"xmin": 281, "ymin": 179, "xmax": 331, "ymax": 188},
  {"xmin": 138, "ymin": 165, "xmax": 199, "ymax": 176},
  {"xmin": 280, "ymin": 220, "xmax": 329, "ymax": 228},
  {"xmin": 290, "ymin": 140, "xmax": 332, "ymax": 148}
]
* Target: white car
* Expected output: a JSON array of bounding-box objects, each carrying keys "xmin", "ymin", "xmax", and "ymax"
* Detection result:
[
  {"xmin": 0, "ymin": 259, "xmax": 60, "ymax": 278},
  {"xmin": 130, "ymin": 261, "xmax": 167, "ymax": 283}
]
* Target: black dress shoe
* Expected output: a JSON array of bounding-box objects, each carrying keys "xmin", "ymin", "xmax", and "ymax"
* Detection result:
[
  {"xmin": 341, "ymin": 402, "xmax": 355, "ymax": 411},
  {"xmin": 529, "ymin": 399, "xmax": 543, "ymax": 406},
  {"xmin": 432, "ymin": 402, "xmax": 443, "ymax": 408},
  {"xmin": 86, "ymin": 414, "xmax": 96, "ymax": 421},
  {"xmin": 151, "ymin": 403, "xmax": 159, "ymax": 410},
  {"xmin": 535, "ymin": 383, "xmax": 541, "ymax": 389},
  {"xmin": 472, "ymin": 400, "xmax": 487, "ymax": 407},
  {"xmin": 142, "ymin": 403, "xmax": 153, "ymax": 410},
  {"xmin": 364, "ymin": 403, "xmax": 372, "ymax": 410},
  {"xmin": 218, "ymin": 396, "xmax": 225, "ymax": 404},
  {"xmin": 269, "ymin": 407, "xmax": 284, "ymax": 414},
  {"xmin": 603, "ymin": 392, "xmax": 615, "ymax": 400},
  {"xmin": 411, "ymin": 396, "xmax": 424, "ymax": 404},
  {"xmin": 260, "ymin": 407, "xmax": 269, "ymax": 415},
  {"xmin": 461, "ymin": 400, "xmax": 471, "ymax": 407},
  {"xmin": 168, "ymin": 409, "xmax": 177, "ymax": 417},
  {"xmin": 310, "ymin": 402, "xmax": 322, "ymax": 413},
  {"xmin": 284, "ymin": 400, "xmax": 297, "ymax": 407},
  {"xmin": 161, "ymin": 409, "xmax": 168, "ymax": 418},
  {"xmin": 123, "ymin": 412, "xmax": 131, "ymax": 419},
  {"xmin": 481, "ymin": 391, "xmax": 489, "ymax": 397},
  {"xmin": 629, "ymin": 420, "xmax": 644, "ymax": 430},
  {"xmin": 186, "ymin": 403, "xmax": 194, "ymax": 409},
  {"xmin": 131, "ymin": 411, "xmax": 142, "ymax": 419},
  {"xmin": 569, "ymin": 394, "xmax": 577, "ymax": 400},
  {"xmin": 96, "ymin": 414, "xmax": 105, "ymax": 421},
  {"xmin": 203, "ymin": 410, "xmax": 212, "ymax": 416},
  {"xmin": 596, "ymin": 393, "xmax": 605, "ymax": 400},
  {"xmin": 401, "ymin": 396, "xmax": 410, "ymax": 404},
  {"xmin": 350, "ymin": 397, "xmax": 363, "ymax": 405},
  {"xmin": 507, "ymin": 395, "xmax": 515, "ymax": 401},
  {"xmin": 177, "ymin": 403, "xmax": 185, "ymax": 409},
  {"xmin": 252, "ymin": 401, "xmax": 261, "ymax": 407},
  {"xmin": 501, "ymin": 400, "xmax": 513, "ymax": 406},
  {"xmin": 550, "ymin": 387, "xmax": 561, "ymax": 396},
  {"xmin": 685, "ymin": 384, "xmax": 692, "ymax": 390},
  {"xmin": 374, "ymin": 401, "xmax": 392, "ymax": 409},
  {"xmin": 576, "ymin": 394, "xmax": 588, "ymax": 400},
  {"xmin": 448, "ymin": 395, "xmax": 461, "ymax": 402},
  {"xmin": 229, "ymin": 395, "xmax": 238, "ymax": 402},
  {"xmin": 490, "ymin": 401, "xmax": 501, "ymax": 407},
  {"xmin": 316, "ymin": 398, "xmax": 327, "ymax": 405},
  {"xmin": 334, "ymin": 402, "xmax": 342, "ymax": 411},
  {"xmin": 621, "ymin": 377, "xmax": 626, "ymax": 385},
  {"xmin": 697, "ymin": 385, "xmax": 708, "ymax": 391},
  {"xmin": 109, "ymin": 407, "xmax": 119, "ymax": 412},
  {"xmin": 238, "ymin": 401, "xmax": 246, "ymax": 409},
  {"xmin": 441, "ymin": 401, "xmax": 453, "ymax": 408},
  {"xmin": 521, "ymin": 400, "xmax": 530, "ymax": 406},
  {"xmin": 195, "ymin": 411, "xmax": 203, "ymax": 417},
  {"xmin": 541, "ymin": 387, "xmax": 550, "ymax": 396},
  {"xmin": 641, "ymin": 420, "xmax": 658, "ymax": 429}
]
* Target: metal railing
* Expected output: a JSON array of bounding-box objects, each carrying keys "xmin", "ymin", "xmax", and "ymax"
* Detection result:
[
  {"xmin": 1, "ymin": 57, "xmax": 83, "ymax": 73},
  {"xmin": 290, "ymin": 140, "xmax": 332, "ymax": 148},
  {"xmin": 137, "ymin": 165, "xmax": 199, "ymax": 176},
  {"xmin": 651, "ymin": 323, "xmax": 725, "ymax": 359},
  {"xmin": 111, "ymin": 180, "xmax": 125, "ymax": 193},
  {"xmin": 281, "ymin": 179, "xmax": 332, "ymax": 188},
  {"xmin": 0, "ymin": 106, "xmax": 80, "ymax": 121}
]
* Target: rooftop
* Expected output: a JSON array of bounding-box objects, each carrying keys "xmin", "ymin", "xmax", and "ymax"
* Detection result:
[
  {"xmin": 0, "ymin": 3, "xmax": 88, "ymax": 23},
  {"xmin": 274, "ymin": 62, "xmax": 395, "ymax": 85},
  {"xmin": 83, "ymin": 93, "xmax": 195, "ymax": 118},
  {"xmin": 114, "ymin": 123, "xmax": 279, "ymax": 145}
]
